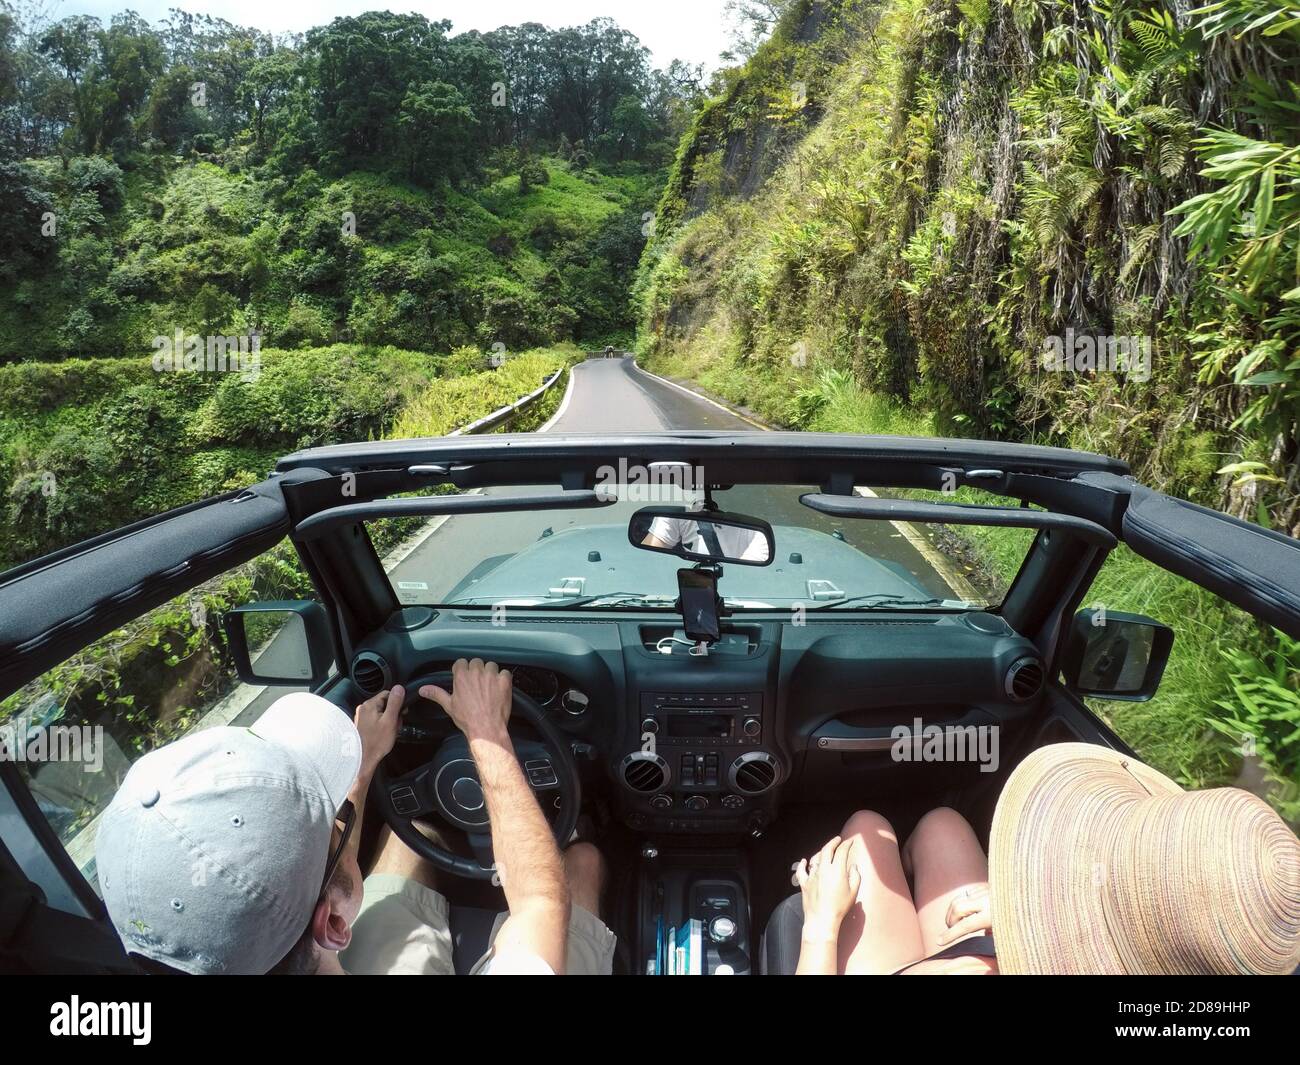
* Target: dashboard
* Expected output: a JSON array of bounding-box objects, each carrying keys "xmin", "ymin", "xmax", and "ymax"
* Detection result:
[{"xmin": 348, "ymin": 606, "xmax": 1046, "ymax": 836}]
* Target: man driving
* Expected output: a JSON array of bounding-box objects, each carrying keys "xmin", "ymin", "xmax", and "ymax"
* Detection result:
[
  {"xmin": 642, "ymin": 501, "xmax": 770, "ymax": 563},
  {"xmin": 95, "ymin": 658, "xmax": 615, "ymax": 974}
]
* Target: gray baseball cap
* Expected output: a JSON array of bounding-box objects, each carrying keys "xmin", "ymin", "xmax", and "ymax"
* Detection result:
[{"xmin": 96, "ymin": 692, "xmax": 361, "ymax": 974}]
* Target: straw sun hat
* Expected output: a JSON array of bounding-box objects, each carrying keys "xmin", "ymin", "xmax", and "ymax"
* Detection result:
[{"xmin": 989, "ymin": 743, "xmax": 1300, "ymax": 975}]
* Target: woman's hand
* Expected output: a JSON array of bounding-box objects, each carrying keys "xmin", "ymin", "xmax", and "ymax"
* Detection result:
[
  {"xmin": 937, "ymin": 883, "xmax": 992, "ymax": 945},
  {"xmin": 795, "ymin": 835, "xmax": 862, "ymax": 944}
]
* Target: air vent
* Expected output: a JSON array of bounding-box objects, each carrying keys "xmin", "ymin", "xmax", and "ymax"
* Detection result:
[
  {"xmin": 352, "ymin": 652, "xmax": 391, "ymax": 696},
  {"xmin": 1006, "ymin": 657, "xmax": 1045, "ymax": 701},
  {"xmin": 619, "ymin": 752, "xmax": 669, "ymax": 794},
  {"xmin": 728, "ymin": 752, "xmax": 780, "ymax": 795}
]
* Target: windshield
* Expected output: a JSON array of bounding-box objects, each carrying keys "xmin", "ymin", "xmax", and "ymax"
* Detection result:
[{"xmin": 376, "ymin": 484, "xmax": 1035, "ymax": 611}]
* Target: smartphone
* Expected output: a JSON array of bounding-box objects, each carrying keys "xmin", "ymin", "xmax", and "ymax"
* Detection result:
[{"xmin": 677, "ymin": 567, "xmax": 721, "ymax": 644}]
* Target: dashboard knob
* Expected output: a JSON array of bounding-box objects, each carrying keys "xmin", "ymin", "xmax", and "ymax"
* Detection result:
[
  {"xmin": 650, "ymin": 794, "xmax": 672, "ymax": 810},
  {"xmin": 742, "ymin": 717, "xmax": 761, "ymax": 737},
  {"xmin": 561, "ymin": 689, "xmax": 589, "ymax": 716},
  {"xmin": 684, "ymin": 795, "xmax": 708, "ymax": 811},
  {"xmin": 709, "ymin": 916, "xmax": 737, "ymax": 943},
  {"xmin": 641, "ymin": 717, "xmax": 659, "ymax": 734}
]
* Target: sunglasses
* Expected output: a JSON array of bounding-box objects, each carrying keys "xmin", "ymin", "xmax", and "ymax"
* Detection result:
[{"xmin": 320, "ymin": 799, "xmax": 355, "ymax": 896}]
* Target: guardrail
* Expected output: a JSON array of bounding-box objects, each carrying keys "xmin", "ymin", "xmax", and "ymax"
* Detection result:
[{"xmin": 448, "ymin": 366, "xmax": 564, "ymax": 436}]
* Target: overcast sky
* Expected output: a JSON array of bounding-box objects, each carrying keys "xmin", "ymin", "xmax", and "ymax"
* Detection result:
[{"xmin": 47, "ymin": 0, "xmax": 736, "ymax": 71}]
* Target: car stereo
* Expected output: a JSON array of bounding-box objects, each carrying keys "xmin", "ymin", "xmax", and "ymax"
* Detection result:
[{"xmin": 639, "ymin": 692, "xmax": 763, "ymax": 747}]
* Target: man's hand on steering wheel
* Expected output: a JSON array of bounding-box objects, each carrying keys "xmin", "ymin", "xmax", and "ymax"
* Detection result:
[
  {"xmin": 420, "ymin": 659, "xmax": 512, "ymax": 744},
  {"xmin": 373, "ymin": 660, "xmax": 580, "ymax": 879},
  {"xmin": 355, "ymin": 684, "xmax": 405, "ymax": 776}
]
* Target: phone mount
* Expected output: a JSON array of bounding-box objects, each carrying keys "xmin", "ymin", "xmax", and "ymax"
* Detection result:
[{"xmin": 675, "ymin": 562, "xmax": 726, "ymax": 656}]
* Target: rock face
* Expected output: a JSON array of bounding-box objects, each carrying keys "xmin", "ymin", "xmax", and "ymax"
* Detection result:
[
  {"xmin": 666, "ymin": 2, "xmax": 831, "ymax": 226},
  {"xmin": 639, "ymin": 0, "xmax": 1300, "ymax": 529}
]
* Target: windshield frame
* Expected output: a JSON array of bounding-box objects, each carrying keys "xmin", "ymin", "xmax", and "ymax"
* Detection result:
[{"xmin": 371, "ymin": 482, "xmax": 1040, "ymax": 614}]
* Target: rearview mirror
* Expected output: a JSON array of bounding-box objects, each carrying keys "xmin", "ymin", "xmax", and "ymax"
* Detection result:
[
  {"xmin": 1061, "ymin": 608, "xmax": 1173, "ymax": 701},
  {"xmin": 629, "ymin": 506, "xmax": 774, "ymax": 566},
  {"xmin": 223, "ymin": 601, "xmax": 334, "ymax": 687}
]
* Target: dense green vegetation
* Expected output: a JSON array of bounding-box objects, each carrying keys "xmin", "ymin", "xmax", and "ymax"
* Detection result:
[
  {"xmin": 0, "ymin": 8, "xmax": 692, "ymax": 360},
  {"xmin": 640, "ymin": 0, "xmax": 1298, "ymax": 526},
  {"xmin": 0, "ymin": 344, "xmax": 579, "ymax": 841},
  {"xmin": 0, "ymin": 6, "xmax": 692, "ymax": 570},
  {"xmin": 0, "ymin": 343, "xmax": 577, "ymax": 571},
  {"xmin": 1, "ymin": 0, "xmax": 1297, "ymax": 819},
  {"xmin": 635, "ymin": 0, "xmax": 1300, "ymax": 812}
]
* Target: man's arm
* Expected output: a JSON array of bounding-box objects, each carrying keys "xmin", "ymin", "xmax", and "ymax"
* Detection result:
[
  {"xmin": 422, "ymin": 659, "xmax": 569, "ymax": 973},
  {"xmin": 347, "ymin": 685, "xmax": 405, "ymax": 869},
  {"xmin": 642, "ymin": 515, "xmax": 686, "ymax": 550}
]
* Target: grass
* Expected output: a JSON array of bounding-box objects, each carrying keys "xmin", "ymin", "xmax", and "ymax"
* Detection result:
[{"xmin": 390, "ymin": 345, "xmax": 580, "ymax": 438}]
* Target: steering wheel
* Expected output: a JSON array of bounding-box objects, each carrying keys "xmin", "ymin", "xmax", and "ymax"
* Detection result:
[{"xmin": 372, "ymin": 671, "xmax": 581, "ymax": 880}]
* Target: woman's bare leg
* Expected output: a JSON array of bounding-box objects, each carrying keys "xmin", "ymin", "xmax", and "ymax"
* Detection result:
[
  {"xmin": 835, "ymin": 810, "xmax": 926, "ymax": 974},
  {"xmin": 901, "ymin": 807, "xmax": 990, "ymax": 956}
]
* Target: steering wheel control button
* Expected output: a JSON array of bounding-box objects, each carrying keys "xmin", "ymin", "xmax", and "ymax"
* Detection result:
[
  {"xmin": 450, "ymin": 776, "xmax": 484, "ymax": 811},
  {"xmin": 390, "ymin": 786, "xmax": 420, "ymax": 816},
  {"xmin": 525, "ymin": 759, "xmax": 559, "ymax": 788}
]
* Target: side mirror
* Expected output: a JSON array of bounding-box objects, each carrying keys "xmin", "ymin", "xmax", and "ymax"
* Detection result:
[
  {"xmin": 1061, "ymin": 608, "xmax": 1173, "ymax": 701},
  {"xmin": 629, "ymin": 505, "xmax": 775, "ymax": 566},
  {"xmin": 223, "ymin": 601, "xmax": 334, "ymax": 687}
]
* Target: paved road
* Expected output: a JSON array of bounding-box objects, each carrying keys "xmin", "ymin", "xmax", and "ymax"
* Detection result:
[{"xmin": 386, "ymin": 356, "xmax": 955, "ymax": 606}]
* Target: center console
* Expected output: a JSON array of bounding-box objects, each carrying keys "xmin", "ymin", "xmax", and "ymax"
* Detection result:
[
  {"xmin": 635, "ymin": 846, "xmax": 753, "ymax": 975},
  {"xmin": 616, "ymin": 622, "xmax": 786, "ymax": 835},
  {"xmin": 618, "ymin": 689, "xmax": 783, "ymax": 833}
]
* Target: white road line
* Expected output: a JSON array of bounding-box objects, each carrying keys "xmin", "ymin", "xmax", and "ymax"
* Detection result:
[
  {"xmin": 853, "ymin": 486, "xmax": 981, "ymax": 601},
  {"xmin": 628, "ymin": 359, "xmax": 772, "ymax": 430},
  {"xmin": 536, "ymin": 363, "xmax": 577, "ymax": 432},
  {"xmin": 381, "ymin": 362, "xmax": 576, "ymax": 571}
]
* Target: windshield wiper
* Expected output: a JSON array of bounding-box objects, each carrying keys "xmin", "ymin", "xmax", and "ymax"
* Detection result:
[
  {"xmin": 556, "ymin": 592, "xmax": 678, "ymax": 609},
  {"xmin": 811, "ymin": 594, "xmax": 973, "ymax": 611},
  {"xmin": 444, "ymin": 592, "xmax": 676, "ymax": 609}
]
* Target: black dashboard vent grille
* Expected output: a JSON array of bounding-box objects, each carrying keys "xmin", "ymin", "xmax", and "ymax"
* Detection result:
[
  {"xmin": 1006, "ymin": 658, "xmax": 1045, "ymax": 701},
  {"xmin": 729, "ymin": 752, "xmax": 780, "ymax": 795},
  {"xmin": 823, "ymin": 618, "xmax": 942, "ymax": 627},
  {"xmin": 352, "ymin": 652, "xmax": 391, "ymax": 697},
  {"xmin": 456, "ymin": 615, "xmax": 614, "ymax": 625},
  {"xmin": 620, "ymin": 753, "xmax": 669, "ymax": 793}
]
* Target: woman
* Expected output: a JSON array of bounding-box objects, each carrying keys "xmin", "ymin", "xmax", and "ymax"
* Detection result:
[{"xmin": 793, "ymin": 742, "xmax": 1300, "ymax": 975}]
